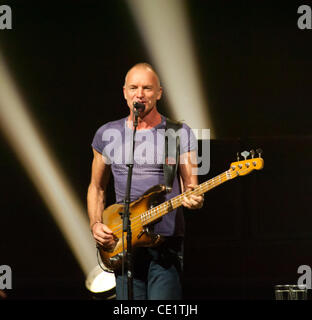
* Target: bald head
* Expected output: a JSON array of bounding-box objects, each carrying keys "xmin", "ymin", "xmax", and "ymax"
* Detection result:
[
  {"xmin": 123, "ymin": 62, "xmax": 163, "ymax": 116},
  {"xmin": 124, "ymin": 63, "xmax": 161, "ymax": 88}
]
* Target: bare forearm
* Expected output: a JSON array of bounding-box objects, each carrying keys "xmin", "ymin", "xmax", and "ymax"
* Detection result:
[
  {"xmin": 179, "ymin": 152, "xmax": 203, "ymax": 209},
  {"xmin": 179, "ymin": 151, "xmax": 199, "ymax": 191},
  {"xmin": 87, "ymin": 184, "xmax": 106, "ymax": 228}
]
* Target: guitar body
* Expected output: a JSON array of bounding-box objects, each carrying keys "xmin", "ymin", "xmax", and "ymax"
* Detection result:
[
  {"xmin": 99, "ymin": 184, "xmax": 168, "ymax": 271},
  {"xmin": 97, "ymin": 153, "xmax": 264, "ymax": 272}
]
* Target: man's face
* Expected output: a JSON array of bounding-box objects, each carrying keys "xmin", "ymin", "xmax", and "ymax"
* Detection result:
[{"xmin": 123, "ymin": 67, "xmax": 162, "ymax": 117}]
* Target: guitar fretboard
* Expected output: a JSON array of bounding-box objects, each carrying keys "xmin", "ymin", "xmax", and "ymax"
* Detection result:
[{"xmin": 140, "ymin": 169, "xmax": 235, "ymax": 225}]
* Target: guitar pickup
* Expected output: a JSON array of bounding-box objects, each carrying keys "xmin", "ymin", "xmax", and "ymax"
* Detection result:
[
  {"xmin": 137, "ymin": 227, "xmax": 152, "ymax": 239},
  {"xmin": 137, "ymin": 230, "xmax": 145, "ymax": 239}
]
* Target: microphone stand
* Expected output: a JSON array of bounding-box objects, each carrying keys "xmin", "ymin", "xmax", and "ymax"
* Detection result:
[{"xmin": 121, "ymin": 108, "xmax": 140, "ymax": 300}]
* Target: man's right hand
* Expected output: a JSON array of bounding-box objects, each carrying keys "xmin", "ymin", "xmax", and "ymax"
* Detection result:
[{"xmin": 91, "ymin": 222, "xmax": 118, "ymax": 251}]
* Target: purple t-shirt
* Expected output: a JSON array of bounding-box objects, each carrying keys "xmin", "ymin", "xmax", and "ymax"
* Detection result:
[{"xmin": 91, "ymin": 115, "xmax": 197, "ymax": 236}]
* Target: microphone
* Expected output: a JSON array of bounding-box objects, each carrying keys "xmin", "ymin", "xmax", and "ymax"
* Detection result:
[{"xmin": 133, "ymin": 102, "xmax": 145, "ymax": 112}]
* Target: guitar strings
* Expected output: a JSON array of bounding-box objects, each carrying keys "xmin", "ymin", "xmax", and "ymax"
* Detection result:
[
  {"xmin": 110, "ymin": 170, "xmax": 235, "ymax": 237},
  {"xmin": 110, "ymin": 170, "xmax": 233, "ymax": 237},
  {"xmin": 125, "ymin": 170, "xmax": 235, "ymax": 236},
  {"xmin": 108, "ymin": 169, "xmax": 237, "ymax": 238}
]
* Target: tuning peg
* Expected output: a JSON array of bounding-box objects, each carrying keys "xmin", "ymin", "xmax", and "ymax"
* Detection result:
[
  {"xmin": 241, "ymin": 151, "xmax": 250, "ymax": 160},
  {"xmin": 250, "ymin": 149, "xmax": 255, "ymax": 158},
  {"xmin": 256, "ymin": 148, "xmax": 263, "ymax": 158},
  {"xmin": 236, "ymin": 152, "xmax": 240, "ymax": 161}
]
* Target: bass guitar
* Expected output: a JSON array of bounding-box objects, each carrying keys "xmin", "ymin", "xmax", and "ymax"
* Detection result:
[{"xmin": 99, "ymin": 150, "xmax": 264, "ymax": 271}]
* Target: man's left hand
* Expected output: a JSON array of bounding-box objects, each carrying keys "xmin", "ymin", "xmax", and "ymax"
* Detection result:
[{"xmin": 182, "ymin": 184, "xmax": 204, "ymax": 209}]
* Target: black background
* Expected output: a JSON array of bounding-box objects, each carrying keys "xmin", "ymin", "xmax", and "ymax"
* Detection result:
[{"xmin": 1, "ymin": 0, "xmax": 312, "ymax": 300}]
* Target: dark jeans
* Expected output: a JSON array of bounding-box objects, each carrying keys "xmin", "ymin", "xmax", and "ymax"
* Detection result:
[{"xmin": 115, "ymin": 237, "xmax": 183, "ymax": 300}]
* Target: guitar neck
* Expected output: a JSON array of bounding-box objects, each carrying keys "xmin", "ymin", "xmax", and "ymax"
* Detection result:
[{"xmin": 140, "ymin": 169, "xmax": 236, "ymax": 226}]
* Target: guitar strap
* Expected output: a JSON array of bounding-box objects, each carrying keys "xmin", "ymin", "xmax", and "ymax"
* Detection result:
[{"xmin": 164, "ymin": 118, "xmax": 182, "ymax": 192}]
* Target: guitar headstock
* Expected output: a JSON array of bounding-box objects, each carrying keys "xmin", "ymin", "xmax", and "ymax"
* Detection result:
[{"xmin": 229, "ymin": 149, "xmax": 264, "ymax": 176}]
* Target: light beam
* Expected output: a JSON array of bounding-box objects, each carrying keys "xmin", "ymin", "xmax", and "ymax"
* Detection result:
[
  {"xmin": 0, "ymin": 49, "xmax": 97, "ymax": 276},
  {"xmin": 126, "ymin": 0, "xmax": 215, "ymax": 138}
]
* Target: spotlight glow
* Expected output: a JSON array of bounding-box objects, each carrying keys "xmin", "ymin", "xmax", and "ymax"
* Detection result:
[
  {"xmin": 0, "ymin": 50, "xmax": 97, "ymax": 276},
  {"xmin": 126, "ymin": 0, "xmax": 215, "ymax": 138},
  {"xmin": 85, "ymin": 265, "xmax": 116, "ymax": 294}
]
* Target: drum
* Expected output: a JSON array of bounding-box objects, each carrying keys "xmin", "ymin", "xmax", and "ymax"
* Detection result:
[{"xmin": 85, "ymin": 264, "xmax": 116, "ymax": 300}]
